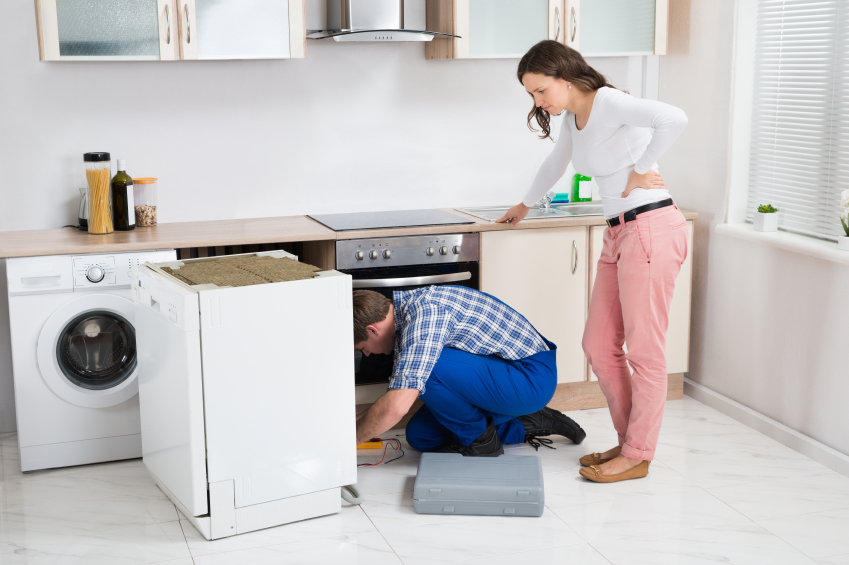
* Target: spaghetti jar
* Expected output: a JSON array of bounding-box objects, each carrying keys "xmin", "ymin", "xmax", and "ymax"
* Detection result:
[
  {"xmin": 84, "ymin": 152, "xmax": 113, "ymax": 235},
  {"xmin": 133, "ymin": 178, "xmax": 158, "ymax": 226}
]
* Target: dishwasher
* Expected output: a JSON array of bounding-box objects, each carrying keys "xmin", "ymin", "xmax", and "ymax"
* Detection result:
[{"xmin": 132, "ymin": 250, "xmax": 356, "ymax": 540}]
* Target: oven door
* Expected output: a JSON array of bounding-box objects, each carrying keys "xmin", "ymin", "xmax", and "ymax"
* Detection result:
[{"xmin": 346, "ymin": 262, "xmax": 479, "ymax": 386}]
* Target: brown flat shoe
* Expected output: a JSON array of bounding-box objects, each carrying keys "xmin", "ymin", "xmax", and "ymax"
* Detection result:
[
  {"xmin": 579, "ymin": 460, "xmax": 650, "ymax": 483},
  {"xmin": 579, "ymin": 446, "xmax": 621, "ymax": 467}
]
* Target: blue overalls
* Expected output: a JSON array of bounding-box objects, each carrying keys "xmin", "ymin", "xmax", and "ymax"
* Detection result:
[{"xmin": 404, "ymin": 338, "xmax": 558, "ymax": 450}]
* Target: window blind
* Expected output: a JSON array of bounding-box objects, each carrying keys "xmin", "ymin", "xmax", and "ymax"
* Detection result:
[{"xmin": 747, "ymin": 0, "xmax": 847, "ymax": 241}]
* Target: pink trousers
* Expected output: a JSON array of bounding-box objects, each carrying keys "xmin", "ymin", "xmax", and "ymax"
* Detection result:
[{"xmin": 581, "ymin": 204, "xmax": 688, "ymax": 461}]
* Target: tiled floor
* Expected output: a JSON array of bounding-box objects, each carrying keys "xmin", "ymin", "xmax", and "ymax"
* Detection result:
[{"xmin": 1, "ymin": 396, "xmax": 848, "ymax": 564}]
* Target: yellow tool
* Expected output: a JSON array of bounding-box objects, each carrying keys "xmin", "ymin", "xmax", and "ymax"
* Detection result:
[{"xmin": 357, "ymin": 438, "xmax": 383, "ymax": 449}]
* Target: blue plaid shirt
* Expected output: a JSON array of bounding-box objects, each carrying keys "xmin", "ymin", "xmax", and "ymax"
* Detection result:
[{"xmin": 389, "ymin": 286, "xmax": 550, "ymax": 393}]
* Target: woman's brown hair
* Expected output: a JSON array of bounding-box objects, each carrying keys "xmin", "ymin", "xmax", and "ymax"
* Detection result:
[{"xmin": 517, "ymin": 40, "xmax": 616, "ymax": 140}]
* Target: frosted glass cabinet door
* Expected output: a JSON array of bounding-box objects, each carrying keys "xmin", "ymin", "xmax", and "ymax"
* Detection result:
[
  {"xmin": 468, "ymin": 0, "xmax": 550, "ymax": 58},
  {"xmin": 179, "ymin": 0, "xmax": 300, "ymax": 60},
  {"xmin": 36, "ymin": 0, "xmax": 178, "ymax": 60},
  {"xmin": 578, "ymin": 0, "xmax": 668, "ymax": 56}
]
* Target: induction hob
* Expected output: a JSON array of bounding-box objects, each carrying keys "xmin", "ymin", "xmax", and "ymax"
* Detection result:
[{"xmin": 308, "ymin": 209, "xmax": 475, "ymax": 231}]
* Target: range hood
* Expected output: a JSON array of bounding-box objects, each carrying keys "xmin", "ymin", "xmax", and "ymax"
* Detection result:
[{"xmin": 307, "ymin": 0, "xmax": 459, "ymax": 42}]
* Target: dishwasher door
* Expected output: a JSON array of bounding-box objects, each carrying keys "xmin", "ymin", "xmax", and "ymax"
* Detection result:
[{"xmin": 133, "ymin": 266, "xmax": 209, "ymax": 517}]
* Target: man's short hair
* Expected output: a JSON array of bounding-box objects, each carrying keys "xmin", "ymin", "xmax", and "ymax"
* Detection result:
[{"xmin": 352, "ymin": 290, "xmax": 392, "ymax": 344}]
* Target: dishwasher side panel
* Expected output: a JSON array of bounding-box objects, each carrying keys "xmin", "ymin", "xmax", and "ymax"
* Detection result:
[
  {"xmin": 199, "ymin": 272, "xmax": 357, "ymax": 509},
  {"xmin": 134, "ymin": 267, "xmax": 209, "ymax": 517}
]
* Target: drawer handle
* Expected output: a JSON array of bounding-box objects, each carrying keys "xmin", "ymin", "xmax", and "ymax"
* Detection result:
[
  {"xmin": 554, "ymin": 6, "xmax": 561, "ymax": 42},
  {"xmin": 165, "ymin": 4, "xmax": 171, "ymax": 44},
  {"xmin": 571, "ymin": 7, "xmax": 577, "ymax": 42}
]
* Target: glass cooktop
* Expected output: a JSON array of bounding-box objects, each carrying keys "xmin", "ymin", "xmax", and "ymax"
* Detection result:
[{"xmin": 308, "ymin": 209, "xmax": 475, "ymax": 231}]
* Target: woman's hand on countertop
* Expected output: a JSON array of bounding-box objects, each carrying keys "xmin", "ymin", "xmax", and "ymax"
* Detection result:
[
  {"xmin": 495, "ymin": 203, "xmax": 530, "ymax": 226},
  {"xmin": 622, "ymin": 169, "xmax": 666, "ymax": 199}
]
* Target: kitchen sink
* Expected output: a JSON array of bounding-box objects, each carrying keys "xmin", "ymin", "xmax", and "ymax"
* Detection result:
[{"xmin": 455, "ymin": 202, "xmax": 605, "ymax": 222}]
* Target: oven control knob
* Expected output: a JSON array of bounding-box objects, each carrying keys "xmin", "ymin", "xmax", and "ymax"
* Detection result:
[
  {"xmin": 426, "ymin": 247, "xmax": 435, "ymax": 256},
  {"xmin": 369, "ymin": 250, "xmax": 379, "ymax": 260},
  {"xmin": 453, "ymin": 245, "xmax": 462, "ymax": 255},
  {"xmin": 86, "ymin": 266, "xmax": 105, "ymax": 283},
  {"xmin": 383, "ymin": 249, "xmax": 392, "ymax": 259},
  {"xmin": 355, "ymin": 251, "xmax": 364, "ymax": 261},
  {"xmin": 439, "ymin": 246, "xmax": 449, "ymax": 255}
]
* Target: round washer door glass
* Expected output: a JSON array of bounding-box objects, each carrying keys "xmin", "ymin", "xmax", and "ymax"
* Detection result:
[{"xmin": 56, "ymin": 310, "xmax": 137, "ymax": 390}]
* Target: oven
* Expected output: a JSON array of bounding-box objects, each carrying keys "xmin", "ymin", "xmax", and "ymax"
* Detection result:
[{"xmin": 336, "ymin": 233, "xmax": 480, "ymax": 386}]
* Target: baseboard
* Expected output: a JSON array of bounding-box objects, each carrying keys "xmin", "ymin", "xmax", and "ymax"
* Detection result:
[{"xmin": 684, "ymin": 377, "xmax": 849, "ymax": 478}]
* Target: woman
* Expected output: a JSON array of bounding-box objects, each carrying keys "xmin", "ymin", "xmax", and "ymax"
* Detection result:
[{"xmin": 497, "ymin": 40, "xmax": 689, "ymax": 483}]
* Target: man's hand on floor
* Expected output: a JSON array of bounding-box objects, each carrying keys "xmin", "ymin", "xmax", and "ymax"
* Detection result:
[{"xmin": 356, "ymin": 389, "xmax": 419, "ymax": 445}]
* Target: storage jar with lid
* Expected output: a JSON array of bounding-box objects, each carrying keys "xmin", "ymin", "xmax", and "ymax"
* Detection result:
[
  {"xmin": 84, "ymin": 152, "xmax": 113, "ymax": 234},
  {"xmin": 133, "ymin": 178, "xmax": 158, "ymax": 226}
]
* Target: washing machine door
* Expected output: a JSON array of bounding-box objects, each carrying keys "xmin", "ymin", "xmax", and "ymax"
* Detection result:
[{"xmin": 37, "ymin": 294, "xmax": 139, "ymax": 408}]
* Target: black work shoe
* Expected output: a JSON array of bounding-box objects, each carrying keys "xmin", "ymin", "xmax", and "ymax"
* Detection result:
[
  {"xmin": 438, "ymin": 418, "xmax": 504, "ymax": 457},
  {"xmin": 518, "ymin": 406, "xmax": 587, "ymax": 449}
]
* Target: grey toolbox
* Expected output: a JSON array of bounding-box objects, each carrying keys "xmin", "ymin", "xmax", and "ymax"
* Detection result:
[{"xmin": 413, "ymin": 453, "xmax": 544, "ymax": 517}]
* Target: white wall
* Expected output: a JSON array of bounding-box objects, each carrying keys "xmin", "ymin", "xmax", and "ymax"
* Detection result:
[
  {"xmin": 659, "ymin": 0, "xmax": 849, "ymax": 455},
  {"xmin": 0, "ymin": 3, "xmax": 636, "ymax": 432}
]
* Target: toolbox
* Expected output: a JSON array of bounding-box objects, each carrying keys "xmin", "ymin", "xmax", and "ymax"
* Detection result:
[{"xmin": 413, "ymin": 453, "xmax": 545, "ymax": 517}]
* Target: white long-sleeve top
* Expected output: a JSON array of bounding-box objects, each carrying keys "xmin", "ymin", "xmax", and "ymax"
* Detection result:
[{"xmin": 522, "ymin": 87, "xmax": 688, "ymax": 219}]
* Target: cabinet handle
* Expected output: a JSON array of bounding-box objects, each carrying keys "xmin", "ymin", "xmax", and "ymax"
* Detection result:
[
  {"xmin": 165, "ymin": 4, "xmax": 171, "ymax": 44},
  {"xmin": 184, "ymin": 4, "xmax": 191, "ymax": 44},
  {"xmin": 554, "ymin": 6, "xmax": 561, "ymax": 42},
  {"xmin": 572, "ymin": 240, "xmax": 578, "ymax": 274},
  {"xmin": 570, "ymin": 6, "xmax": 577, "ymax": 43}
]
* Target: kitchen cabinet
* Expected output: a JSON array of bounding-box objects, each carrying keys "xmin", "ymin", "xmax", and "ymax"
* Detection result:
[
  {"xmin": 34, "ymin": 0, "xmax": 306, "ymax": 61},
  {"xmin": 586, "ymin": 221, "xmax": 693, "ymax": 381},
  {"xmin": 425, "ymin": 0, "xmax": 667, "ymax": 60},
  {"xmin": 480, "ymin": 226, "xmax": 588, "ymax": 384},
  {"xmin": 578, "ymin": 0, "xmax": 668, "ymax": 56},
  {"xmin": 426, "ymin": 0, "xmax": 577, "ymax": 60}
]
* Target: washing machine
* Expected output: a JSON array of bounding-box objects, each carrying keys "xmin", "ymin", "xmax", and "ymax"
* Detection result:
[{"xmin": 6, "ymin": 249, "xmax": 176, "ymax": 472}]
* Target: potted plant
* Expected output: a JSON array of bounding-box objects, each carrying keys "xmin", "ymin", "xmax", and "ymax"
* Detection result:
[
  {"xmin": 840, "ymin": 190, "xmax": 849, "ymax": 251},
  {"xmin": 754, "ymin": 204, "xmax": 779, "ymax": 232}
]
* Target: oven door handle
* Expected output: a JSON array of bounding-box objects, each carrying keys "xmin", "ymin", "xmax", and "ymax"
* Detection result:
[{"xmin": 351, "ymin": 272, "xmax": 472, "ymax": 289}]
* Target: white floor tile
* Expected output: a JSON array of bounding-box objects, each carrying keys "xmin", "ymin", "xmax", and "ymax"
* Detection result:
[
  {"xmin": 592, "ymin": 522, "xmax": 810, "ymax": 565},
  {"xmin": 817, "ymin": 556, "xmax": 849, "ymax": 565},
  {"xmin": 353, "ymin": 459, "xmax": 419, "ymax": 496},
  {"xmin": 0, "ymin": 493, "xmax": 179, "ymax": 545},
  {"xmin": 377, "ymin": 511, "xmax": 584, "ymax": 565},
  {"xmin": 359, "ymin": 490, "xmax": 472, "ymax": 532},
  {"xmin": 758, "ymin": 507, "xmax": 849, "ymax": 559},
  {"xmin": 708, "ymin": 472, "xmax": 849, "ymax": 521},
  {"xmin": 429, "ymin": 543, "xmax": 612, "ymax": 565},
  {"xmin": 657, "ymin": 445, "xmax": 830, "ymax": 489},
  {"xmin": 184, "ymin": 505, "xmax": 378, "ymax": 557},
  {"xmin": 190, "ymin": 531, "xmax": 403, "ymax": 564},
  {"xmin": 548, "ymin": 488, "xmax": 751, "ymax": 543},
  {"xmin": 0, "ymin": 521, "xmax": 190, "ymax": 565}
]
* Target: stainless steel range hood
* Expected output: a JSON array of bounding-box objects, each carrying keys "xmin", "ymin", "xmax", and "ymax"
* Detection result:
[{"xmin": 307, "ymin": 0, "xmax": 459, "ymax": 42}]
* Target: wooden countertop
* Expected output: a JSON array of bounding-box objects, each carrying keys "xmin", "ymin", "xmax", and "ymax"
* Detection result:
[
  {"xmin": 0, "ymin": 216, "xmax": 335, "ymax": 259},
  {"xmin": 0, "ymin": 208, "xmax": 699, "ymax": 258}
]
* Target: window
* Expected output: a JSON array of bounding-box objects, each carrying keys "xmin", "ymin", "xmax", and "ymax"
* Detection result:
[{"xmin": 746, "ymin": 0, "xmax": 847, "ymax": 241}]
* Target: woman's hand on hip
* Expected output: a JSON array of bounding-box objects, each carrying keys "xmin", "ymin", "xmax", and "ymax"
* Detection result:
[
  {"xmin": 495, "ymin": 203, "xmax": 530, "ymax": 226},
  {"xmin": 622, "ymin": 169, "xmax": 666, "ymax": 198}
]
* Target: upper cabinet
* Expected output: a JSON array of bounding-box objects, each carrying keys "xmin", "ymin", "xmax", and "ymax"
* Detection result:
[
  {"xmin": 425, "ymin": 0, "xmax": 667, "ymax": 60},
  {"xmin": 426, "ymin": 0, "xmax": 575, "ymax": 60},
  {"xmin": 34, "ymin": 0, "xmax": 306, "ymax": 61},
  {"xmin": 579, "ymin": 0, "xmax": 667, "ymax": 57}
]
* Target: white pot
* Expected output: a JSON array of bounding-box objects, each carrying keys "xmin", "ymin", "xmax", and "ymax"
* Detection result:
[
  {"xmin": 839, "ymin": 235, "xmax": 849, "ymax": 251},
  {"xmin": 753, "ymin": 212, "xmax": 779, "ymax": 232}
]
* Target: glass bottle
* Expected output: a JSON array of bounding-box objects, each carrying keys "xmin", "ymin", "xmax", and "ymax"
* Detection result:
[
  {"xmin": 84, "ymin": 152, "xmax": 113, "ymax": 235},
  {"xmin": 111, "ymin": 159, "xmax": 135, "ymax": 231},
  {"xmin": 571, "ymin": 173, "xmax": 593, "ymax": 203}
]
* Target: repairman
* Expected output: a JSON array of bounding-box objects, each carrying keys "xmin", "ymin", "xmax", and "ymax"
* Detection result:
[{"xmin": 353, "ymin": 286, "xmax": 586, "ymax": 456}]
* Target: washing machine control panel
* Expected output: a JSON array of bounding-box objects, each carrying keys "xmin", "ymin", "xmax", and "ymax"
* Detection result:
[{"xmin": 73, "ymin": 256, "xmax": 118, "ymax": 288}]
